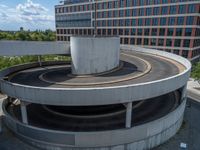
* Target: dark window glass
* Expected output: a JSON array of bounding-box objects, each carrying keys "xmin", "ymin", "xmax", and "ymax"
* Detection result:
[
  {"xmin": 138, "ymin": 8, "xmax": 145, "ymax": 16},
  {"xmin": 167, "ymin": 28, "xmax": 174, "ymax": 36},
  {"xmin": 159, "ymin": 28, "xmax": 165, "ymax": 36},
  {"xmin": 168, "ymin": 17, "xmax": 176, "ymax": 25},
  {"xmin": 161, "ymin": 6, "xmax": 168, "ymax": 15},
  {"xmin": 152, "ymin": 28, "xmax": 157, "ymax": 36},
  {"xmin": 137, "ymin": 29, "xmax": 143, "ymax": 35},
  {"xmin": 166, "ymin": 39, "xmax": 172, "ymax": 46},
  {"xmin": 177, "ymin": 17, "xmax": 184, "ymax": 25},
  {"xmin": 160, "ymin": 18, "xmax": 166, "ymax": 25},
  {"xmin": 158, "ymin": 39, "xmax": 164, "ymax": 46},
  {"xmin": 144, "ymin": 38, "xmax": 149, "ymax": 45},
  {"xmin": 146, "ymin": 8, "xmax": 152, "ymax": 16},
  {"xmin": 151, "ymin": 39, "xmax": 156, "ymax": 46},
  {"xmin": 130, "ymin": 38, "xmax": 135, "ymax": 44},
  {"xmin": 176, "ymin": 28, "xmax": 182, "ymax": 36},
  {"xmin": 174, "ymin": 39, "xmax": 181, "ymax": 47},
  {"xmin": 188, "ymin": 4, "xmax": 195, "ymax": 13},
  {"xmin": 131, "ymin": 28, "xmax": 136, "ymax": 35},
  {"xmin": 138, "ymin": 19, "xmax": 143, "ymax": 26},
  {"xmin": 186, "ymin": 16, "xmax": 194, "ymax": 25},
  {"xmin": 183, "ymin": 39, "xmax": 190, "ymax": 47},
  {"xmin": 132, "ymin": 19, "xmax": 136, "ymax": 26},
  {"xmin": 179, "ymin": 5, "xmax": 186, "ymax": 14},
  {"xmin": 119, "ymin": 29, "xmax": 123, "ymax": 35},
  {"xmin": 170, "ymin": 6, "xmax": 176, "ymax": 14},
  {"xmin": 144, "ymin": 29, "xmax": 150, "ymax": 36},
  {"xmin": 125, "ymin": 29, "xmax": 130, "ymax": 35},
  {"xmin": 152, "ymin": 18, "xmax": 158, "ymax": 26},
  {"xmin": 182, "ymin": 50, "xmax": 189, "ymax": 58},
  {"xmin": 137, "ymin": 38, "xmax": 142, "ymax": 45},
  {"xmin": 145, "ymin": 18, "xmax": 151, "ymax": 26},
  {"xmin": 153, "ymin": 7, "xmax": 160, "ymax": 15},
  {"xmin": 185, "ymin": 28, "xmax": 192, "ymax": 36}
]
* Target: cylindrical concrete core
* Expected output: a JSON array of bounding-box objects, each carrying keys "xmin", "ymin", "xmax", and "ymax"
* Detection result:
[{"xmin": 70, "ymin": 36, "xmax": 120, "ymax": 75}]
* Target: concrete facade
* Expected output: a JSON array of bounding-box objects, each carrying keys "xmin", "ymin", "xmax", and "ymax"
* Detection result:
[
  {"xmin": 71, "ymin": 36, "xmax": 120, "ymax": 75},
  {"xmin": 2, "ymin": 98, "xmax": 186, "ymax": 150}
]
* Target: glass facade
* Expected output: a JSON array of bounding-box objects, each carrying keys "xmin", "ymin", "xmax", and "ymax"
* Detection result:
[{"xmin": 55, "ymin": 0, "xmax": 200, "ymax": 60}]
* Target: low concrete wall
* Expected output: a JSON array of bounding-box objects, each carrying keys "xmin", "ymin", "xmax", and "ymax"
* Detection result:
[
  {"xmin": 0, "ymin": 41, "xmax": 70, "ymax": 56},
  {"xmin": 2, "ymin": 99, "xmax": 186, "ymax": 150},
  {"xmin": 71, "ymin": 36, "xmax": 120, "ymax": 75}
]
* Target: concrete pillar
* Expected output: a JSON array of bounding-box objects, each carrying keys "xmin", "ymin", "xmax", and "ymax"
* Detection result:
[
  {"xmin": 125, "ymin": 102, "xmax": 132, "ymax": 128},
  {"xmin": 181, "ymin": 84, "xmax": 187, "ymax": 100},
  {"xmin": 38, "ymin": 55, "xmax": 42, "ymax": 67},
  {"xmin": 20, "ymin": 101, "xmax": 28, "ymax": 124}
]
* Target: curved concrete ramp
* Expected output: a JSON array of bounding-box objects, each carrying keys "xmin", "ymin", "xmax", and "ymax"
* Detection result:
[{"xmin": 0, "ymin": 41, "xmax": 70, "ymax": 56}]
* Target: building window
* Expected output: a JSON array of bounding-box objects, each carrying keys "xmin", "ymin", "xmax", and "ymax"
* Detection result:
[
  {"xmin": 183, "ymin": 39, "xmax": 190, "ymax": 47},
  {"xmin": 119, "ymin": 10, "xmax": 124, "ymax": 17},
  {"xmin": 158, "ymin": 39, "xmax": 164, "ymax": 46},
  {"xmin": 166, "ymin": 39, "xmax": 172, "ymax": 46},
  {"xmin": 131, "ymin": 28, "xmax": 136, "ymax": 35},
  {"xmin": 151, "ymin": 39, "xmax": 156, "ymax": 46},
  {"xmin": 152, "ymin": 18, "xmax": 158, "ymax": 26},
  {"xmin": 188, "ymin": 4, "xmax": 196, "ymax": 13},
  {"xmin": 179, "ymin": 5, "xmax": 186, "ymax": 14},
  {"xmin": 144, "ymin": 38, "xmax": 149, "ymax": 45},
  {"xmin": 125, "ymin": 19, "xmax": 130, "ymax": 26},
  {"xmin": 144, "ymin": 29, "xmax": 150, "ymax": 36},
  {"xmin": 137, "ymin": 29, "xmax": 143, "ymax": 35},
  {"xmin": 137, "ymin": 38, "xmax": 142, "ymax": 45},
  {"xmin": 153, "ymin": 7, "xmax": 160, "ymax": 15},
  {"xmin": 173, "ymin": 50, "xmax": 179, "ymax": 55},
  {"xmin": 132, "ymin": 9, "xmax": 137, "ymax": 16},
  {"xmin": 124, "ymin": 38, "xmax": 129, "ymax": 44},
  {"xmin": 146, "ymin": 8, "xmax": 152, "ymax": 16},
  {"xmin": 168, "ymin": 17, "xmax": 176, "ymax": 25},
  {"xmin": 167, "ymin": 28, "xmax": 174, "ymax": 36},
  {"xmin": 161, "ymin": 6, "xmax": 168, "ymax": 15},
  {"xmin": 159, "ymin": 28, "xmax": 165, "ymax": 36},
  {"xmin": 132, "ymin": 19, "xmax": 136, "ymax": 26},
  {"xmin": 119, "ymin": 20, "xmax": 124, "ymax": 26},
  {"xmin": 113, "ymin": 29, "xmax": 117, "ymax": 35},
  {"xmin": 185, "ymin": 28, "xmax": 192, "ymax": 36},
  {"xmin": 151, "ymin": 28, "xmax": 157, "ymax": 36},
  {"xmin": 126, "ymin": 9, "xmax": 131, "ymax": 16},
  {"xmin": 182, "ymin": 50, "xmax": 189, "ymax": 58},
  {"xmin": 176, "ymin": 28, "xmax": 182, "ymax": 36},
  {"xmin": 186, "ymin": 16, "xmax": 194, "ymax": 25},
  {"xmin": 138, "ymin": 8, "xmax": 144, "ymax": 16},
  {"xmin": 177, "ymin": 17, "xmax": 184, "ymax": 25},
  {"xmin": 119, "ymin": 29, "xmax": 123, "ymax": 35},
  {"xmin": 138, "ymin": 19, "xmax": 143, "ymax": 26},
  {"xmin": 130, "ymin": 38, "xmax": 135, "ymax": 44},
  {"xmin": 174, "ymin": 39, "xmax": 181, "ymax": 47},
  {"xmin": 145, "ymin": 18, "xmax": 151, "ymax": 26},
  {"xmin": 160, "ymin": 18, "xmax": 166, "ymax": 25},
  {"xmin": 125, "ymin": 29, "xmax": 130, "ymax": 35},
  {"xmin": 170, "ymin": 6, "xmax": 176, "ymax": 14}
]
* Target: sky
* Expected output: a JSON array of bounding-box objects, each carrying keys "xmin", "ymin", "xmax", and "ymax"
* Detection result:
[{"xmin": 0, "ymin": 0, "xmax": 60, "ymax": 31}]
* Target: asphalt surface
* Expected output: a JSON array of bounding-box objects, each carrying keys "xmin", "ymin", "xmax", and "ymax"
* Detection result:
[
  {"xmin": 6, "ymin": 91, "xmax": 179, "ymax": 131},
  {"xmin": 8, "ymin": 51, "xmax": 183, "ymax": 88}
]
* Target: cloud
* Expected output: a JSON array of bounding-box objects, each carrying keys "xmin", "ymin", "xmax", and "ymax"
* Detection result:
[{"xmin": 0, "ymin": 0, "xmax": 55, "ymax": 30}]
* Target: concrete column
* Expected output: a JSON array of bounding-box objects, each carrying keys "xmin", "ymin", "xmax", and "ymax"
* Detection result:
[
  {"xmin": 38, "ymin": 55, "xmax": 42, "ymax": 67},
  {"xmin": 125, "ymin": 102, "xmax": 132, "ymax": 128},
  {"xmin": 20, "ymin": 101, "xmax": 28, "ymax": 124},
  {"xmin": 181, "ymin": 84, "xmax": 187, "ymax": 100}
]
